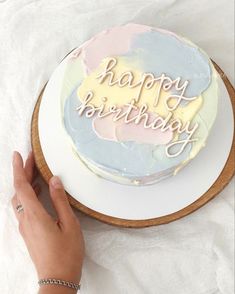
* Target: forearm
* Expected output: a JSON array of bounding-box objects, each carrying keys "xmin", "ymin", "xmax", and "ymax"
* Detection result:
[{"xmin": 38, "ymin": 285, "xmax": 77, "ymax": 294}]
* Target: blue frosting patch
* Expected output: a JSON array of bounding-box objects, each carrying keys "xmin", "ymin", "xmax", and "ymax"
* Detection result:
[
  {"xmin": 122, "ymin": 30, "xmax": 211, "ymax": 97},
  {"xmin": 63, "ymin": 87, "xmax": 191, "ymax": 177}
]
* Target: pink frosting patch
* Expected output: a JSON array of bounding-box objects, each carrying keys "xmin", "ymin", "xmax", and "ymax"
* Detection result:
[
  {"xmin": 116, "ymin": 122, "xmax": 172, "ymax": 145},
  {"xmin": 92, "ymin": 115, "xmax": 117, "ymax": 141},
  {"xmin": 92, "ymin": 109, "xmax": 173, "ymax": 145},
  {"xmin": 81, "ymin": 23, "xmax": 151, "ymax": 73}
]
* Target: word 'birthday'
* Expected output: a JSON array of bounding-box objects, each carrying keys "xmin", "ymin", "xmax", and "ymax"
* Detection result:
[{"xmin": 76, "ymin": 58, "xmax": 200, "ymax": 158}]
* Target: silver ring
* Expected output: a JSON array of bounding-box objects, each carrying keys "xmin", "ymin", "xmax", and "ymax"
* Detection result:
[{"xmin": 16, "ymin": 204, "xmax": 24, "ymax": 214}]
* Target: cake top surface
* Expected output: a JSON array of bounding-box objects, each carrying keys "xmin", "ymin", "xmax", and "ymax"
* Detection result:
[{"xmin": 60, "ymin": 23, "xmax": 218, "ymax": 178}]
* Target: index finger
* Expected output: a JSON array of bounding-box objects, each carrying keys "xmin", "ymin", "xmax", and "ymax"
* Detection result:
[{"xmin": 13, "ymin": 151, "xmax": 44, "ymax": 213}]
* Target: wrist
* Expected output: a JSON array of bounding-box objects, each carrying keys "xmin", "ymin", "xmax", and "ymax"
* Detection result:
[{"xmin": 38, "ymin": 270, "xmax": 81, "ymax": 285}]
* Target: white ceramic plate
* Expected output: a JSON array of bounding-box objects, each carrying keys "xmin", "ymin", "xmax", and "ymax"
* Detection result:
[{"xmin": 38, "ymin": 58, "xmax": 234, "ymax": 220}]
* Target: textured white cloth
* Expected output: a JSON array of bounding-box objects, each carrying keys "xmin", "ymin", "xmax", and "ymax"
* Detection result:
[{"xmin": 0, "ymin": 0, "xmax": 234, "ymax": 293}]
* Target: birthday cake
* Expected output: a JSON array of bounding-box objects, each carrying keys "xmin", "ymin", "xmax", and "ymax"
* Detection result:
[{"xmin": 51, "ymin": 23, "xmax": 218, "ymax": 185}]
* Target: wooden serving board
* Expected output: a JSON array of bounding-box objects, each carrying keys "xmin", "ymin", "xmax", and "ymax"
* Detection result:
[{"xmin": 31, "ymin": 62, "xmax": 235, "ymax": 228}]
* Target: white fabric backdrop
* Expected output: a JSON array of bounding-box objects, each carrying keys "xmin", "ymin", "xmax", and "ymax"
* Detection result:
[{"xmin": 0, "ymin": 0, "xmax": 234, "ymax": 293}]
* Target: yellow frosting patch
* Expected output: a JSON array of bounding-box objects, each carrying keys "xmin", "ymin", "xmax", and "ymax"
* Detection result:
[{"xmin": 77, "ymin": 56, "xmax": 203, "ymax": 124}]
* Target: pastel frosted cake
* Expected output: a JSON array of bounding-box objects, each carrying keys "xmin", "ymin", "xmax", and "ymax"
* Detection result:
[{"xmin": 54, "ymin": 23, "xmax": 219, "ymax": 185}]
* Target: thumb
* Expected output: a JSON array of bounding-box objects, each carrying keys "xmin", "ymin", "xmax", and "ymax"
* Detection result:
[{"xmin": 49, "ymin": 176, "xmax": 75, "ymax": 225}]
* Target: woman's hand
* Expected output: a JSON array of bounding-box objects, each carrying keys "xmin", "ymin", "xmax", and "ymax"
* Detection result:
[{"xmin": 11, "ymin": 151, "xmax": 85, "ymax": 293}]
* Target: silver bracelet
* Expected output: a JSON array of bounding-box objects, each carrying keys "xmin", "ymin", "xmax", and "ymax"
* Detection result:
[{"xmin": 38, "ymin": 278, "xmax": 80, "ymax": 291}]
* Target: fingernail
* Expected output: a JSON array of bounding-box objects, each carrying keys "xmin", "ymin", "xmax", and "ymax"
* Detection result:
[{"xmin": 50, "ymin": 176, "xmax": 63, "ymax": 189}]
